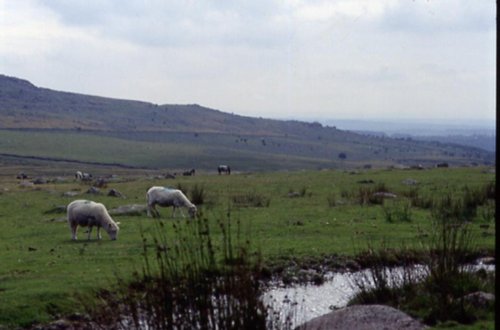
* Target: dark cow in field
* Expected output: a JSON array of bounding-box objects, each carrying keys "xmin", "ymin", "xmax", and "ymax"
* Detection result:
[
  {"xmin": 183, "ymin": 169, "xmax": 195, "ymax": 176},
  {"xmin": 16, "ymin": 172, "xmax": 28, "ymax": 180},
  {"xmin": 218, "ymin": 165, "xmax": 231, "ymax": 175}
]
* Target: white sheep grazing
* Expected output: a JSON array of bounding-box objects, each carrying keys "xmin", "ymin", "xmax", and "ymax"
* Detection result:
[
  {"xmin": 67, "ymin": 199, "xmax": 120, "ymax": 240},
  {"xmin": 75, "ymin": 171, "xmax": 92, "ymax": 181},
  {"xmin": 146, "ymin": 186, "xmax": 197, "ymax": 218}
]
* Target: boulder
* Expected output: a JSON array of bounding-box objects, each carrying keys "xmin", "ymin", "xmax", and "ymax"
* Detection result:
[
  {"xmin": 463, "ymin": 292, "xmax": 495, "ymax": 309},
  {"xmin": 63, "ymin": 191, "xmax": 80, "ymax": 197},
  {"xmin": 402, "ymin": 178, "xmax": 418, "ymax": 185},
  {"xmin": 109, "ymin": 204, "xmax": 148, "ymax": 216},
  {"xmin": 86, "ymin": 187, "xmax": 100, "ymax": 194},
  {"xmin": 296, "ymin": 304, "xmax": 427, "ymax": 330},
  {"xmin": 107, "ymin": 188, "xmax": 125, "ymax": 198},
  {"xmin": 372, "ymin": 192, "xmax": 397, "ymax": 199}
]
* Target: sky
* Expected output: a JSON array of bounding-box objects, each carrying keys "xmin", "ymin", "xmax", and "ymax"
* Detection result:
[{"xmin": 0, "ymin": 0, "xmax": 496, "ymax": 123}]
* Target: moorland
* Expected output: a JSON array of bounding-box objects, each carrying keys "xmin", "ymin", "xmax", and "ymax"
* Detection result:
[
  {"xmin": 0, "ymin": 74, "xmax": 494, "ymax": 171},
  {"xmin": 0, "ymin": 74, "xmax": 496, "ymax": 329},
  {"xmin": 0, "ymin": 165, "xmax": 495, "ymax": 328}
]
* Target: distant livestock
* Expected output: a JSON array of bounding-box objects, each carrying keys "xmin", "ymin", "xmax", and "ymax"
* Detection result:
[
  {"xmin": 218, "ymin": 165, "xmax": 231, "ymax": 175},
  {"xmin": 16, "ymin": 172, "xmax": 28, "ymax": 180},
  {"xmin": 67, "ymin": 200, "xmax": 120, "ymax": 240},
  {"xmin": 75, "ymin": 171, "xmax": 92, "ymax": 182},
  {"xmin": 146, "ymin": 186, "xmax": 197, "ymax": 218},
  {"xmin": 183, "ymin": 169, "xmax": 196, "ymax": 176},
  {"xmin": 436, "ymin": 162, "xmax": 449, "ymax": 168}
]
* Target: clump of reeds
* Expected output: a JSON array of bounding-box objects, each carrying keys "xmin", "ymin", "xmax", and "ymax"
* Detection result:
[
  {"xmin": 382, "ymin": 199, "xmax": 412, "ymax": 223},
  {"xmin": 326, "ymin": 192, "xmax": 337, "ymax": 207},
  {"xmin": 349, "ymin": 192, "xmax": 494, "ymax": 327},
  {"xmin": 356, "ymin": 182, "xmax": 390, "ymax": 205},
  {"xmin": 189, "ymin": 183, "xmax": 205, "ymax": 205},
  {"xmin": 84, "ymin": 212, "xmax": 289, "ymax": 329}
]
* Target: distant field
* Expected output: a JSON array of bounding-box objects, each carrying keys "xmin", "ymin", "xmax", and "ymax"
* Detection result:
[
  {"xmin": 0, "ymin": 129, "xmax": 494, "ymax": 173},
  {"xmin": 0, "ymin": 166, "xmax": 495, "ymax": 327},
  {"xmin": 0, "ymin": 129, "xmax": 346, "ymax": 171}
]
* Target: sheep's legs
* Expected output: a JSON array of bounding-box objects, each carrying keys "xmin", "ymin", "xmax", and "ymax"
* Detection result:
[
  {"xmin": 87, "ymin": 226, "xmax": 92, "ymax": 240},
  {"xmin": 71, "ymin": 224, "xmax": 78, "ymax": 240},
  {"xmin": 148, "ymin": 204, "xmax": 161, "ymax": 218},
  {"xmin": 172, "ymin": 207, "xmax": 185, "ymax": 218}
]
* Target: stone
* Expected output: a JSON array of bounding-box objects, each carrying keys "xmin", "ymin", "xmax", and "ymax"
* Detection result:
[{"xmin": 296, "ymin": 304, "xmax": 427, "ymax": 330}]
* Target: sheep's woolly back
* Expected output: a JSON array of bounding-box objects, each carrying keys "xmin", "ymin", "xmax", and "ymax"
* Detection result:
[
  {"xmin": 147, "ymin": 187, "xmax": 195, "ymax": 208},
  {"xmin": 67, "ymin": 200, "xmax": 119, "ymax": 232},
  {"xmin": 147, "ymin": 187, "xmax": 197, "ymax": 218},
  {"xmin": 173, "ymin": 189, "xmax": 195, "ymax": 208}
]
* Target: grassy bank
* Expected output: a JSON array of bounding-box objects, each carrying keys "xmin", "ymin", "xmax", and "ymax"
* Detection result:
[{"xmin": 0, "ymin": 166, "xmax": 495, "ymax": 327}]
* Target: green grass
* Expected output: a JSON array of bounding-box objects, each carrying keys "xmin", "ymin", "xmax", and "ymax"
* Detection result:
[
  {"xmin": 0, "ymin": 166, "xmax": 495, "ymax": 328},
  {"xmin": 0, "ymin": 128, "xmax": 495, "ymax": 172}
]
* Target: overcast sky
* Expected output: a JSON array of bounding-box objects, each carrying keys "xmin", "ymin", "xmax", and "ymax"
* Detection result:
[{"xmin": 0, "ymin": 0, "xmax": 496, "ymax": 123}]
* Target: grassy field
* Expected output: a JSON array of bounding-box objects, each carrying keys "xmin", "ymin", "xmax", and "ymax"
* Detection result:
[
  {"xmin": 1, "ymin": 128, "xmax": 494, "ymax": 173},
  {"xmin": 0, "ymin": 166, "xmax": 495, "ymax": 328}
]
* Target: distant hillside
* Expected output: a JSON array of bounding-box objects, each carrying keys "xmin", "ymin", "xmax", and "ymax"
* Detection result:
[
  {"xmin": 0, "ymin": 74, "xmax": 494, "ymax": 170},
  {"xmin": 0, "ymin": 74, "xmax": 332, "ymax": 136},
  {"xmin": 411, "ymin": 135, "xmax": 495, "ymax": 153}
]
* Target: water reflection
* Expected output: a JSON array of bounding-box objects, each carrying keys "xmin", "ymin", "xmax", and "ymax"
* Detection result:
[{"xmin": 263, "ymin": 264, "xmax": 494, "ymax": 328}]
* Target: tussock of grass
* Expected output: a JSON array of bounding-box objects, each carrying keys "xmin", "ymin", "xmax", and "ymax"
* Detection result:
[{"xmin": 231, "ymin": 191, "xmax": 270, "ymax": 207}]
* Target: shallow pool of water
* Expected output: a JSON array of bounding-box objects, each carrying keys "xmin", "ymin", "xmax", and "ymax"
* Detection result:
[{"xmin": 263, "ymin": 263, "xmax": 494, "ymax": 328}]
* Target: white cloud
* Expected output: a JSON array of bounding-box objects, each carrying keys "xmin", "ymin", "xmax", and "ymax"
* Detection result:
[{"xmin": 0, "ymin": 0, "xmax": 496, "ymax": 122}]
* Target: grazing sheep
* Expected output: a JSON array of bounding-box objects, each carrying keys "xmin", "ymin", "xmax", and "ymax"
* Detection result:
[
  {"xmin": 67, "ymin": 200, "xmax": 120, "ymax": 240},
  {"xmin": 218, "ymin": 165, "xmax": 231, "ymax": 175},
  {"xmin": 146, "ymin": 186, "xmax": 197, "ymax": 218},
  {"xmin": 75, "ymin": 171, "xmax": 92, "ymax": 181}
]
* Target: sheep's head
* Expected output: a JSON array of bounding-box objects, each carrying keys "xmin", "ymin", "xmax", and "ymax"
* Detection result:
[
  {"xmin": 107, "ymin": 222, "xmax": 120, "ymax": 240},
  {"xmin": 188, "ymin": 205, "xmax": 197, "ymax": 218}
]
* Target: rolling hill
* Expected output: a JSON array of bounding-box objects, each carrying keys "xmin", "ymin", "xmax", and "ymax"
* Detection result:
[{"xmin": 0, "ymin": 74, "xmax": 494, "ymax": 171}]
